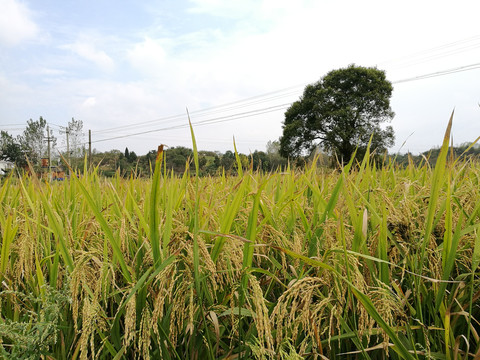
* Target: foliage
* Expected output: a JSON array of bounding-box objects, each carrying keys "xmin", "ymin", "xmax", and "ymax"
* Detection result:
[
  {"xmin": 0, "ymin": 116, "xmax": 479, "ymax": 359},
  {"xmin": 17, "ymin": 117, "xmax": 56, "ymax": 165},
  {"xmin": 0, "ymin": 131, "xmax": 24, "ymax": 167},
  {"xmin": 90, "ymin": 145, "xmax": 286, "ymax": 178},
  {"xmin": 60, "ymin": 117, "xmax": 84, "ymax": 169},
  {"xmin": 280, "ymin": 64, "xmax": 395, "ymax": 163},
  {"xmin": 392, "ymin": 141, "xmax": 480, "ymax": 167},
  {"xmin": 0, "ymin": 286, "xmax": 70, "ymax": 359}
]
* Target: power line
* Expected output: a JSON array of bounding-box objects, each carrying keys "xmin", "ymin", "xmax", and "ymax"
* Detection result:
[
  {"xmin": 392, "ymin": 62, "xmax": 480, "ymax": 84},
  {"xmin": 3, "ymin": 56, "xmax": 479, "ymax": 148},
  {"xmin": 379, "ymin": 35, "xmax": 480, "ymax": 69},
  {"xmin": 92, "ymin": 85, "xmax": 304, "ymax": 135},
  {"xmin": 93, "ymin": 91, "xmax": 299, "ymax": 137},
  {"xmin": 47, "ymin": 123, "xmax": 64, "ymax": 129},
  {"xmin": 87, "ymin": 61, "xmax": 480, "ymax": 145},
  {"xmin": 90, "ymin": 103, "xmax": 290, "ymax": 144}
]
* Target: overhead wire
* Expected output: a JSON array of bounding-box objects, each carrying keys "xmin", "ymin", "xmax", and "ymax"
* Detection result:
[
  {"xmin": 87, "ymin": 60, "xmax": 480, "ymax": 146},
  {"xmin": 378, "ymin": 35, "xmax": 480, "ymax": 69},
  {"xmin": 91, "ymin": 36, "xmax": 480, "ymax": 140},
  {"xmin": 0, "ymin": 128, "xmax": 25, "ymax": 131},
  {"xmin": 5, "ymin": 60, "xmax": 479, "ymax": 149},
  {"xmin": 93, "ymin": 94, "xmax": 298, "ymax": 137},
  {"xmin": 91, "ymin": 103, "xmax": 290, "ymax": 144},
  {"xmin": 92, "ymin": 85, "xmax": 304, "ymax": 135},
  {"xmin": 4, "ymin": 36, "xmax": 480, "ymax": 149},
  {"xmin": 392, "ymin": 62, "xmax": 480, "ymax": 84}
]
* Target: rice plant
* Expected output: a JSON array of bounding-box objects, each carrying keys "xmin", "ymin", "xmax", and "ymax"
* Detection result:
[{"xmin": 0, "ymin": 114, "xmax": 478, "ymax": 359}]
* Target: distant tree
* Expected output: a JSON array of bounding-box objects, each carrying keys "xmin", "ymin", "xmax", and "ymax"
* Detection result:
[
  {"xmin": 265, "ymin": 140, "xmax": 287, "ymax": 170},
  {"xmin": 0, "ymin": 131, "xmax": 24, "ymax": 166},
  {"xmin": 128, "ymin": 150, "xmax": 137, "ymax": 162},
  {"xmin": 266, "ymin": 140, "xmax": 280, "ymax": 155},
  {"xmin": 141, "ymin": 150, "xmax": 157, "ymax": 174},
  {"xmin": 61, "ymin": 118, "xmax": 84, "ymax": 168},
  {"xmin": 104, "ymin": 150, "xmax": 122, "ymax": 164},
  {"xmin": 220, "ymin": 151, "xmax": 235, "ymax": 172},
  {"xmin": 165, "ymin": 147, "xmax": 193, "ymax": 173},
  {"xmin": 125, "ymin": 147, "xmax": 130, "ymax": 159},
  {"xmin": 18, "ymin": 117, "xmax": 56, "ymax": 165},
  {"xmin": 280, "ymin": 65, "xmax": 395, "ymax": 164},
  {"xmin": 251, "ymin": 151, "xmax": 269, "ymax": 171},
  {"xmin": 199, "ymin": 155, "xmax": 207, "ymax": 169}
]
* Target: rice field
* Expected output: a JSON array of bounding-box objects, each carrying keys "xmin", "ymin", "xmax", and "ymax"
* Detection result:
[{"xmin": 0, "ymin": 117, "xmax": 479, "ymax": 359}]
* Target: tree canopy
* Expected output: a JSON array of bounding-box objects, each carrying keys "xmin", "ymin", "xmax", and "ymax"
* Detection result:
[
  {"xmin": 18, "ymin": 117, "xmax": 57, "ymax": 165},
  {"xmin": 279, "ymin": 65, "xmax": 395, "ymax": 163},
  {"xmin": 0, "ymin": 131, "xmax": 24, "ymax": 166}
]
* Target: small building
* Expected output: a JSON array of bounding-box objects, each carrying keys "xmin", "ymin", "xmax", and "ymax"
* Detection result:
[
  {"xmin": 39, "ymin": 166, "xmax": 66, "ymax": 181},
  {"xmin": 52, "ymin": 169, "xmax": 66, "ymax": 181},
  {"xmin": 0, "ymin": 160, "xmax": 14, "ymax": 175}
]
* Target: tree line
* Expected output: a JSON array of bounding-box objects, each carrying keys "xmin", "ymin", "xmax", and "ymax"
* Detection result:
[
  {"xmin": 0, "ymin": 116, "xmax": 287, "ymax": 176},
  {"xmin": 9, "ymin": 64, "xmax": 474, "ymax": 176},
  {"xmin": 90, "ymin": 141, "xmax": 287, "ymax": 177},
  {"xmin": 0, "ymin": 117, "xmax": 83, "ymax": 170}
]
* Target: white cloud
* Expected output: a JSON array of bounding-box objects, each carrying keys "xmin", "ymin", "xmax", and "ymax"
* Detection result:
[
  {"xmin": 82, "ymin": 97, "xmax": 96, "ymax": 108},
  {"xmin": 0, "ymin": 0, "xmax": 38, "ymax": 46},
  {"xmin": 127, "ymin": 37, "xmax": 167, "ymax": 76},
  {"xmin": 187, "ymin": 0, "xmax": 259, "ymax": 18},
  {"xmin": 23, "ymin": 67, "xmax": 67, "ymax": 77},
  {"xmin": 62, "ymin": 39, "xmax": 115, "ymax": 72},
  {"xmin": 2, "ymin": 0, "xmax": 480, "ymax": 155}
]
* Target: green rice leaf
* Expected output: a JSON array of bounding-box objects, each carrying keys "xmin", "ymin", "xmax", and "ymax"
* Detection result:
[{"xmin": 150, "ymin": 145, "xmax": 164, "ymax": 265}]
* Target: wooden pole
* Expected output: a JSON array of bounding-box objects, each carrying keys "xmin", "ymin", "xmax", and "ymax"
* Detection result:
[
  {"xmin": 66, "ymin": 128, "xmax": 70, "ymax": 176},
  {"xmin": 88, "ymin": 129, "xmax": 92, "ymax": 170},
  {"xmin": 47, "ymin": 125, "xmax": 51, "ymax": 181}
]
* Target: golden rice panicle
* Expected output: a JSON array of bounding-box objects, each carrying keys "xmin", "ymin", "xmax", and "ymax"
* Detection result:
[
  {"xmin": 216, "ymin": 238, "xmax": 244, "ymax": 285},
  {"xmin": 271, "ymin": 277, "xmax": 333, "ymax": 352},
  {"xmin": 70, "ymin": 258, "xmax": 88, "ymax": 334},
  {"xmin": 197, "ymin": 234, "xmax": 219, "ymax": 293},
  {"xmin": 169, "ymin": 273, "xmax": 192, "ymax": 347},
  {"xmin": 322, "ymin": 217, "xmax": 342, "ymax": 251},
  {"xmin": 79, "ymin": 297, "xmax": 100, "ymax": 360},
  {"xmin": 245, "ymin": 275, "xmax": 274, "ymax": 357},
  {"xmin": 70, "ymin": 253, "xmax": 102, "ymax": 326},
  {"xmin": 123, "ymin": 292, "xmax": 136, "ymax": 348},
  {"xmin": 276, "ymin": 340, "xmax": 304, "ymax": 360},
  {"xmin": 151, "ymin": 262, "xmax": 177, "ymax": 335},
  {"xmin": 427, "ymin": 247, "xmax": 443, "ymax": 281},
  {"xmin": 369, "ymin": 286, "xmax": 405, "ymax": 354},
  {"xmin": 291, "ymin": 230, "xmax": 305, "ymax": 260},
  {"xmin": 187, "ymin": 285, "xmax": 198, "ymax": 338},
  {"xmin": 229, "ymin": 289, "xmax": 240, "ymax": 339},
  {"xmin": 119, "ymin": 217, "xmax": 127, "ymax": 254},
  {"xmin": 13, "ymin": 229, "xmax": 35, "ymax": 284},
  {"xmin": 331, "ymin": 249, "xmax": 374, "ymax": 342},
  {"xmin": 139, "ymin": 307, "xmax": 152, "ymax": 360}
]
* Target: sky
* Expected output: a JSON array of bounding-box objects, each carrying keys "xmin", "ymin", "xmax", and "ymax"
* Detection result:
[{"xmin": 1, "ymin": 0, "xmax": 480, "ymax": 156}]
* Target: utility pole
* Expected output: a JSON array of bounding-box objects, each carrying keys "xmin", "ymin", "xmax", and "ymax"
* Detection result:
[
  {"xmin": 46, "ymin": 125, "xmax": 52, "ymax": 181},
  {"xmin": 66, "ymin": 129, "xmax": 70, "ymax": 176},
  {"xmin": 59, "ymin": 125, "xmax": 71, "ymax": 177},
  {"xmin": 88, "ymin": 129, "xmax": 92, "ymax": 170},
  {"xmin": 66, "ymin": 129, "xmax": 70, "ymax": 165}
]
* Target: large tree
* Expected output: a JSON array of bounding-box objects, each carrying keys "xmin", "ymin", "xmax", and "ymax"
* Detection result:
[
  {"xmin": 17, "ymin": 117, "xmax": 57, "ymax": 165},
  {"xmin": 280, "ymin": 65, "xmax": 395, "ymax": 163},
  {"xmin": 64, "ymin": 117, "xmax": 84, "ymax": 164}
]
